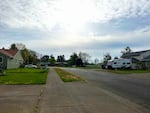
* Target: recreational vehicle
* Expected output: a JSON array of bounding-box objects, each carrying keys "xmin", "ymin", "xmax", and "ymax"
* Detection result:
[{"xmin": 106, "ymin": 59, "xmax": 132, "ymax": 69}]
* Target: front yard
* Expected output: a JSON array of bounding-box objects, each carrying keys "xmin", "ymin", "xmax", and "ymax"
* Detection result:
[{"xmin": 0, "ymin": 68, "xmax": 49, "ymax": 85}]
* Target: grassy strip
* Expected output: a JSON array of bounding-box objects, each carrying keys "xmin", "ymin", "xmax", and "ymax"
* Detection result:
[
  {"xmin": 97, "ymin": 69, "xmax": 150, "ymax": 74},
  {"xmin": 0, "ymin": 68, "xmax": 49, "ymax": 85},
  {"xmin": 54, "ymin": 68, "xmax": 83, "ymax": 82}
]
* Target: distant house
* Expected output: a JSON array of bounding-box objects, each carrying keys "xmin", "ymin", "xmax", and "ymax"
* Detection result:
[
  {"xmin": 0, "ymin": 49, "xmax": 24, "ymax": 69},
  {"xmin": 122, "ymin": 50, "xmax": 150, "ymax": 69}
]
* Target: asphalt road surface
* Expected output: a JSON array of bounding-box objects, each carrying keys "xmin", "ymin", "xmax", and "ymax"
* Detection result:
[{"xmin": 63, "ymin": 68, "xmax": 150, "ymax": 110}]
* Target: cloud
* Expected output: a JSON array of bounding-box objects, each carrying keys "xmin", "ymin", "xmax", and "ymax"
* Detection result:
[
  {"xmin": 0, "ymin": 0, "xmax": 150, "ymax": 61},
  {"xmin": 0, "ymin": 0, "xmax": 149, "ymax": 31},
  {"xmin": 19, "ymin": 26, "xmax": 150, "ymax": 53},
  {"xmin": 87, "ymin": 26, "xmax": 150, "ymax": 47}
]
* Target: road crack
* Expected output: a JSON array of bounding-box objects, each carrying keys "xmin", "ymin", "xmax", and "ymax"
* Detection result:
[{"xmin": 34, "ymin": 89, "xmax": 44, "ymax": 113}]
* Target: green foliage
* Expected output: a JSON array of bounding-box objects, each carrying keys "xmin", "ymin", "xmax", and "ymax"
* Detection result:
[
  {"xmin": 57, "ymin": 55, "xmax": 65, "ymax": 62},
  {"xmin": 0, "ymin": 68, "xmax": 48, "ymax": 84},
  {"xmin": 68, "ymin": 52, "xmax": 78, "ymax": 65},
  {"xmin": 103, "ymin": 53, "xmax": 111, "ymax": 64},
  {"xmin": 79, "ymin": 52, "xmax": 91, "ymax": 64},
  {"xmin": 21, "ymin": 48, "xmax": 30, "ymax": 64},
  {"xmin": 41, "ymin": 55, "xmax": 49, "ymax": 62},
  {"xmin": 54, "ymin": 68, "xmax": 83, "ymax": 82},
  {"xmin": 10, "ymin": 43, "xmax": 17, "ymax": 50},
  {"xmin": 0, "ymin": 70, "xmax": 6, "ymax": 76},
  {"xmin": 76, "ymin": 58, "xmax": 83, "ymax": 67},
  {"xmin": 49, "ymin": 55, "xmax": 56, "ymax": 65},
  {"xmin": 21, "ymin": 48, "xmax": 38, "ymax": 64},
  {"xmin": 121, "ymin": 46, "xmax": 132, "ymax": 57}
]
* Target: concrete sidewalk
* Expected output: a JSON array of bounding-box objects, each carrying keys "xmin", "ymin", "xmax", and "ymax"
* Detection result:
[{"xmin": 39, "ymin": 68, "xmax": 149, "ymax": 113}]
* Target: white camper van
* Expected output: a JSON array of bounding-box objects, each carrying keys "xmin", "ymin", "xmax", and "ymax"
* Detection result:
[
  {"xmin": 106, "ymin": 58, "xmax": 132, "ymax": 69},
  {"xmin": 112, "ymin": 58, "xmax": 132, "ymax": 69}
]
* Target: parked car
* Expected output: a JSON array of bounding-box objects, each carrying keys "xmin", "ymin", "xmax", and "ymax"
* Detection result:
[
  {"xmin": 40, "ymin": 64, "xmax": 48, "ymax": 69},
  {"xmin": 25, "ymin": 64, "xmax": 37, "ymax": 68}
]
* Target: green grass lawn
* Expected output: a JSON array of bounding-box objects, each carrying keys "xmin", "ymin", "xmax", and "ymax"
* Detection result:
[
  {"xmin": 54, "ymin": 68, "xmax": 84, "ymax": 82},
  {"xmin": 98, "ymin": 69, "xmax": 150, "ymax": 74},
  {"xmin": 0, "ymin": 68, "xmax": 49, "ymax": 85}
]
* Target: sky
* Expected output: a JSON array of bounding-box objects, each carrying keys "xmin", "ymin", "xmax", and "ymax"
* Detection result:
[{"xmin": 0, "ymin": 0, "xmax": 150, "ymax": 62}]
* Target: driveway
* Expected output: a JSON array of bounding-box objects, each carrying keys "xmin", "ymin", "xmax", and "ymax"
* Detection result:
[{"xmin": 0, "ymin": 85, "xmax": 44, "ymax": 113}]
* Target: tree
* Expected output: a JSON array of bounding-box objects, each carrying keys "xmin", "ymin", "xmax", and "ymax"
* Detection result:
[
  {"xmin": 68, "ymin": 52, "xmax": 78, "ymax": 65},
  {"xmin": 57, "ymin": 55, "xmax": 65, "ymax": 62},
  {"xmin": 41, "ymin": 55, "xmax": 49, "ymax": 62},
  {"xmin": 21, "ymin": 48, "xmax": 30, "ymax": 64},
  {"xmin": 29, "ymin": 50, "xmax": 38, "ymax": 64},
  {"xmin": 76, "ymin": 58, "xmax": 83, "ymax": 67},
  {"xmin": 49, "ymin": 55, "xmax": 56, "ymax": 65},
  {"xmin": 103, "ymin": 53, "xmax": 111, "ymax": 64},
  {"xmin": 10, "ymin": 43, "xmax": 17, "ymax": 50},
  {"xmin": 79, "ymin": 52, "xmax": 91, "ymax": 64},
  {"xmin": 121, "ymin": 46, "xmax": 132, "ymax": 56},
  {"xmin": 21, "ymin": 49, "xmax": 38, "ymax": 64},
  {"xmin": 10, "ymin": 43, "xmax": 26, "ymax": 50}
]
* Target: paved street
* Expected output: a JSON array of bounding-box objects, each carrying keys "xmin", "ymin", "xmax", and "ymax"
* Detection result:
[{"xmin": 63, "ymin": 68, "xmax": 150, "ymax": 110}]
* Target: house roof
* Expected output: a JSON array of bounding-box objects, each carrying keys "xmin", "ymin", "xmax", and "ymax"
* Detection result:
[
  {"xmin": 122, "ymin": 50, "xmax": 150, "ymax": 58},
  {"xmin": 0, "ymin": 49, "xmax": 18, "ymax": 58}
]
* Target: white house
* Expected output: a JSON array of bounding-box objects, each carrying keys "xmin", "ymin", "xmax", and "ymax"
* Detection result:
[{"xmin": 0, "ymin": 49, "xmax": 24, "ymax": 69}]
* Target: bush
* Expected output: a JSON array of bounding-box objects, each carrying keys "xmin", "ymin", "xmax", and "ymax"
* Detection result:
[
  {"xmin": 36, "ymin": 64, "xmax": 41, "ymax": 69},
  {"xmin": 20, "ymin": 64, "xmax": 25, "ymax": 68},
  {"xmin": 0, "ymin": 70, "xmax": 6, "ymax": 76}
]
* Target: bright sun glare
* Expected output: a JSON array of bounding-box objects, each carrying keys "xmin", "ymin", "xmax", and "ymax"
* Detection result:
[{"xmin": 50, "ymin": 0, "xmax": 97, "ymax": 33}]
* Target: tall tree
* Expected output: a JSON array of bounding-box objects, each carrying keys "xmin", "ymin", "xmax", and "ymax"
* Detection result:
[
  {"xmin": 10, "ymin": 43, "xmax": 17, "ymax": 50},
  {"xmin": 49, "ymin": 55, "xmax": 56, "ymax": 65},
  {"xmin": 79, "ymin": 52, "xmax": 91, "ymax": 64},
  {"xmin": 21, "ymin": 48, "xmax": 38, "ymax": 64},
  {"xmin": 57, "ymin": 55, "xmax": 65, "ymax": 62},
  {"xmin": 29, "ymin": 50, "xmax": 38, "ymax": 64},
  {"xmin": 41, "ymin": 55, "xmax": 49, "ymax": 62},
  {"xmin": 21, "ymin": 48, "xmax": 30, "ymax": 64},
  {"xmin": 121, "ymin": 46, "xmax": 132, "ymax": 56},
  {"xmin": 76, "ymin": 58, "xmax": 83, "ymax": 67},
  {"xmin": 103, "ymin": 53, "xmax": 111, "ymax": 64},
  {"xmin": 68, "ymin": 52, "xmax": 78, "ymax": 65}
]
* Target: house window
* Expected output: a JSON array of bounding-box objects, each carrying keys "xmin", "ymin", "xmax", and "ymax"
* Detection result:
[{"xmin": 0, "ymin": 57, "xmax": 3, "ymax": 63}]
